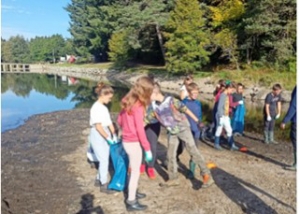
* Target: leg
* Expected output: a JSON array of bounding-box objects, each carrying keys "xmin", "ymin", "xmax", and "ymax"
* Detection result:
[
  {"xmin": 269, "ymin": 118, "xmax": 278, "ymax": 144},
  {"xmin": 90, "ymin": 128, "xmax": 110, "ymax": 185},
  {"xmin": 214, "ymin": 117, "xmax": 223, "ymax": 150},
  {"xmin": 264, "ymin": 117, "xmax": 271, "ymax": 144},
  {"xmin": 123, "ymin": 142, "xmax": 143, "ymax": 201},
  {"xmin": 178, "ymin": 130, "xmax": 214, "ymax": 188},
  {"xmin": 145, "ymin": 123, "xmax": 160, "ymax": 178},
  {"xmin": 167, "ymin": 134, "xmax": 180, "ymax": 180},
  {"xmin": 285, "ymin": 123, "xmax": 297, "ymax": 170},
  {"xmin": 223, "ymin": 116, "xmax": 238, "ymax": 150},
  {"xmin": 176, "ymin": 139, "xmax": 185, "ymax": 162}
]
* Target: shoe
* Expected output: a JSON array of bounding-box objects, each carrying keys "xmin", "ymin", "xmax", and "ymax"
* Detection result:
[
  {"xmin": 125, "ymin": 200, "xmax": 148, "ymax": 211},
  {"xmin": 230, "ymin": 144, "xmax": 239, "ymax": 151},
  {"xmin": 161, "ymin": 178, "xmax": 180, "ymax": 187},
  {"xmin": 94, "ymin": 179, "xmax": 101, "ymax": 187},
  {"xmin": 202, "ymin": 174, "xmax": 214, "ymax": 188},
  {"xmin": 100, "ymin": 183, "xmax": 115, "ymax": 194},
  {"xmin": 140, "ymin": 164, "xmax": 146, "ymax": 174},
  {"xmin": 214, "ymin": 145, "xmax": 222, "ymax": 150},
  {"xmin": 124, "ymin": 190, "xmax": 147, "ymax": 199},
  {"xmin": 284, "ymin": 164, "xmax": 296, "ymax": 171},
  {"xmin": 146, "ymin": 167, "xmax": 156, "ymax": 179},
  {"xmin": 136, "ymin": 192, "xmax": 146, "ymax": 199}
]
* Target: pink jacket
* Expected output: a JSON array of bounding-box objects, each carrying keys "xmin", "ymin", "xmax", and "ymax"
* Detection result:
[{"xmin": 117, "ymin": 101, "xmax": 150, "ymax": 151}]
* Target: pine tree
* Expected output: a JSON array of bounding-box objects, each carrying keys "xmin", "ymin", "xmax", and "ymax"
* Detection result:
[
  {"xmin": 240, "ymin": 0, "xmax": 296, "ymax": 66},
  {"xmin": 164, "ymin": 0, "xmax": 210, "ymax": 73}
]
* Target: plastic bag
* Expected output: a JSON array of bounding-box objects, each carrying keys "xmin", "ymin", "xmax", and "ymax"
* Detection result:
[{"xmin": 108, "ymin": 142, "xmax": 128, "ymax": 191}]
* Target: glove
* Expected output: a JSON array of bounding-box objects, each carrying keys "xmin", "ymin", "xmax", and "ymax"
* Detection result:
[
  {"xmin": 275, "ymin": 114, "xmax": 280, "ymax": 119},
  {"xmin": 219, "ymin": 117, "xmax": 225, "ymax": 126},
  {"xmin": 238, "ymin": 100, "xmax": 244, "ymax": 105},
  {"xmin": 106, "ymin": 136, "xmax": 115, "ymax": 145},
  {"xmin": 267, "ymin": 115, "xmax": 272, "ymax": 121},
  {"xmin": 145, "ymin": 151, "xmax": 153, "ymax": 162}
]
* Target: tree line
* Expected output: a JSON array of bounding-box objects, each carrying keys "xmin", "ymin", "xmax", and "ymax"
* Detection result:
[
  {"xmin": 1, "ymin": 35, "xmax": 75, "ymax": 64},
  {"xmin": 1, "ymin": 0, "xmax": 296, "ymax": 74}
]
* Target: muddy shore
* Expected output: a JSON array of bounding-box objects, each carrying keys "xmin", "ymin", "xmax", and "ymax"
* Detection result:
[{"xmin": 1, "ymin": 109, "xmax": 296, "ymax": 214}]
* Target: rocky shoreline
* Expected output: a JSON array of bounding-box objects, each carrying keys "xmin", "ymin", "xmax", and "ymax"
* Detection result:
[{"xmin": 28, "ymin": 64, "xmax": 293, "ymax": 103}]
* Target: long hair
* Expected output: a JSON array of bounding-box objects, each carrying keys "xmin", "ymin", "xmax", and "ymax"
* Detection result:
[
  {"xmin": 94, "ymin": 82, "xmax": 114, "ymax": 97},
  {"xmin": 121, "ymin": 76, "xmax": 154, "ymax": 111}
]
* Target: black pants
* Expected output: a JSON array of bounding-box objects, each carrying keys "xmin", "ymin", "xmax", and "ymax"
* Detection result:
[
  {"xmin": 142, "ymin": 122, "xmax": 161, "ymax": 167},
  {"xmin": 291, "ymin": 122, "xmax": 297, "ymax": 159}
]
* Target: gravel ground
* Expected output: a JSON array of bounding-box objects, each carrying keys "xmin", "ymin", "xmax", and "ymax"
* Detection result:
[{"xmin": 1, "ymin": 109, "xmax": 296, "ymax": 214}]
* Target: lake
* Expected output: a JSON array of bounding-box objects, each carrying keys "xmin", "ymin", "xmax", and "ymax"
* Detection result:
[
  {"xmin": 1, "ymin": 73, "xmax": 128, "ymax": 132},
  {"xmin": 1, "ymin": 73, "xmax": 289, "ymax": 140}
]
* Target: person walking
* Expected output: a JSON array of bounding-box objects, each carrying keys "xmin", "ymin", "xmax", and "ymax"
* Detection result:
[{"xmin": 281, "ymin": 86, "xmax": 297, "ymax": 171}]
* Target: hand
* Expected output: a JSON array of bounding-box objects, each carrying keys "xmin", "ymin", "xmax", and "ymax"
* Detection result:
[
  {"xmin": 267, "ymin": 115, "xmax": 272, "ymax": 121},
  {"xmin": 275, "ymin": 114, "xmax": 280, "ymax": 119},
  {"xmin": 280, "ymin": 123, "xmax": 286, "ymax": 130},
  {"xmin": 198, "ymin": 121, "xmax": 205, "ymax": 128},
  {"xmin": 238, "ymin": 100, "xmax": 244, "ymax": 105},
  {"xmin": 145, "ymin": 151, "xmax": 153, "ymax": 162},
  {"xmin": 106, "ymin": 136, "xmax": 115, "ymax": 145}
]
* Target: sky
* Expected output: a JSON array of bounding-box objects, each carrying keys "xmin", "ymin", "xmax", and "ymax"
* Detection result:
[{"xmin": 1, "ymin": 0, "xmax": 71, "ymax": 40}]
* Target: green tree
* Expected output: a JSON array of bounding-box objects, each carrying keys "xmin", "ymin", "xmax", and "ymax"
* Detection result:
[
  {"xmin": 2, "ymin": 36, "xmax": 30, "ymax": 63},
  {"xmin": 239, "ymin": 0, "xmax": 296, "ymax": 66},
  {"xmin": 164, "ymin": 0, "xmax": 210, "ymax": 73}
]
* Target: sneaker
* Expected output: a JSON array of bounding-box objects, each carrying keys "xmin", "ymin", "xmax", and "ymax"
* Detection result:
[
  {"xmin": 160, "ymin": 179, "xmax": 180, "ymax": 187},
  {"xmin": 230, "ymin": 144, "xmax": 239, "ymax": 151},
  {"xmin": 146, "ymin": 167, "xmax": 156, "ymax": 179},
  {"xmin": 202, "ymin": 174, "xmax": 214, "ymax": 188},
  {"xmin": 100, "ymin": 183, "xmax": 116, "ymax": 194},
  {"xmin": 140, "ymin": 164, "xmax": 146, "ymax": 174},
  {"xmin": 214, "ymin": 145, "xmax": 222, "ymax": 151},
  {"xmin": 270, "ymin": 140, "xmax": 279, "ymax": 145}
]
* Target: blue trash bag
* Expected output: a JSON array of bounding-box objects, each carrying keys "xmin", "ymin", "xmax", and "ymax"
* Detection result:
[
  {"xmin": 231, "ymin": 102, "xmax": 246, "ymax": 135},
  {"xmin": 108, "ymin": 142, "xmax": 129, "ymax": 191}
]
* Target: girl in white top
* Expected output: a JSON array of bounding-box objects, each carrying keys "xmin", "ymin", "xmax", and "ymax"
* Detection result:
[
  {"xmin": 179, "ymin": 74, "xmax": 193, "ymax": 100},
  {"xmin": 89, "ymin": 82, "xmax": 117, "ymax": 194}
]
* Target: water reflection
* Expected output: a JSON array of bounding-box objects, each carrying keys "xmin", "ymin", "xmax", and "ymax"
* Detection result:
[{"xmin": 1, "ymin": 73, "xmax": 128, "ymax": 132}]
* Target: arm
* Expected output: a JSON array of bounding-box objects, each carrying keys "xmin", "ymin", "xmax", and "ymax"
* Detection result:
[
  {"xmin": 180, "ymin": 90, "xmax": 186, "ymax": 100},
  {"xmin": 216, "ymin": 94, "xmax": 225, "ymax": 118},
  {"xmin": 108, "ymin": 123, "xmax": 115, "ymax": 135},
  {"xmin": 133, "ymin": 106, "xmax": 151, "ymax": 151},
  {"xmin": 277, "ymin": 101, "xmax": 281, "ymax": 116},
  {"xmin": 282, "ymin": 91, "xmax": 296, "ymax": 124},
  {"xmin": 185, "ymin": 108, "xmax": 200, "ymax": 123},
  {"xmin": 265, "ymin": 104, "xmax": 270, "ymax": 117},
  {"xmin": 95, "ymin": 123, "xmax": 110, "ymax": 139},
  {"xmin": 144, "ymin": 107, "xmax": 157, "ymax": 126}
]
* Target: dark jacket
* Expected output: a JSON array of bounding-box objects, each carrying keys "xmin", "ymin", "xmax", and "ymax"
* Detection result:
[{"xmin": 282, "ymin": 86, "xmax": 297, "ymax": 124}]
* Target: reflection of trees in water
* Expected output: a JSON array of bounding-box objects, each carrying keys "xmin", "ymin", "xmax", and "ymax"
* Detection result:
[
  {"xmin": 1, "ymin": 73, "xmax": 128, "ymax": 113},
  {"xmin": 1, "ymin": 73, "xmax": 70, "ymax": 99}
]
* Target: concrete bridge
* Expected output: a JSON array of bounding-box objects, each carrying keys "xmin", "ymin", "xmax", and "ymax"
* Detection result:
[{"xmin": 1, "ymin": 63, "xmax": 45, "ymax": 73}]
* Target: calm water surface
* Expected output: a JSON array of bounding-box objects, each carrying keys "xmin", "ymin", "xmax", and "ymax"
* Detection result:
[{"xmin": 1, "ymin": 73, "xmax": 127, "ymax": 132}]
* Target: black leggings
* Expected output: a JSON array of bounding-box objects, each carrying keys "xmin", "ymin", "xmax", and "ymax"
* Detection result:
[{"xmin": 142, "ymin": 122, "xmax": 161, "ymax": 167}]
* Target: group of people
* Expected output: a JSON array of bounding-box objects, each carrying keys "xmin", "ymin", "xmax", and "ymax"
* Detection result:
[{"xmin": 87, "ymin": 75, "xmax": 297, "ymax": 212}]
